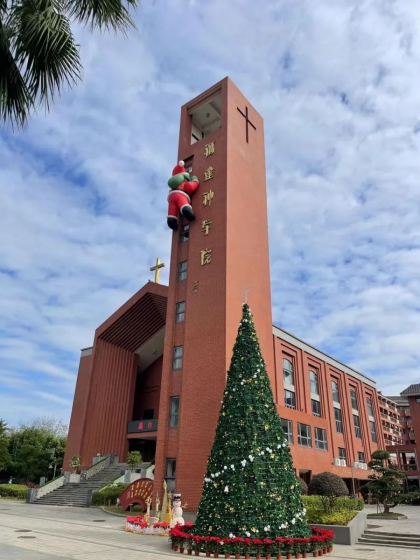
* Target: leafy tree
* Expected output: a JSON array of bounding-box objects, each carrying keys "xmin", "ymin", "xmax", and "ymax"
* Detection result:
[
  {"xmin": 0, "ymin": 419, "xmax": 11, "ymax": 471},
  {"xmin": 7, "ymin": 425, "xmax": 66, "ymax": 482},
  {"xmin": 1, "ymin": 0, "xmax": 138, "ymax": 128},
  {"xmin": 193, "ymin": 303, "xmax": 309, "ymax": 539},
  {"xmin": 362, "ymin": 450, "xmax": 405, "ymax": 513},
  {"xmin": 298, "ymin": 477, "xmax": 308, "ymax": 495},
  {"xmin": 127, "ymin": 451, "xmax": 142, "ymax": 471},
  {"xmin": 308, "ymin": 472, "xmax": 349, "ymax": 514}
]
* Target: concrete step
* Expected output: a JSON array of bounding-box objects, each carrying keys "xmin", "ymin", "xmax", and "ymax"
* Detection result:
[
  {"xmin": 364, "ymin": 530, "xmax": 420, "ymax": 540},
  {"xmin": 359, "ymin": 537, "xmax": 420, "ymax": 549}
]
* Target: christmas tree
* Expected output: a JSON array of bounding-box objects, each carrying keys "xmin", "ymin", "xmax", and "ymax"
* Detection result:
[{"xmin": 193, "ymin": 304, "xmax": 309, "ymax": 539}]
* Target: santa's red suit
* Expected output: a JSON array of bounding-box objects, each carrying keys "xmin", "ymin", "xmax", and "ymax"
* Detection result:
[{"xmin": 167, "ymin": 161, "xmax": 200, "ymax": 230}]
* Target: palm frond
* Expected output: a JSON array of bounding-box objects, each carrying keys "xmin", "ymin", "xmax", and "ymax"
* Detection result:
[
  {"xmin": 0, "ymin": 19, "xmax": 33, "ymax": 127},
  {"xmin": 9, "ymin": 0, "xmax": 82, "ymax": 108},
  {"xmin": 64, "ymin": 0, "xmax": 137, "ymax": 32}
]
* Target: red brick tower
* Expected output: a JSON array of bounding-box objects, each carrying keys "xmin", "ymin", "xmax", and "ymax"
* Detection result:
[{"xmin": 154, "ymin": 78, "xmax": 274, "ymax": 510}]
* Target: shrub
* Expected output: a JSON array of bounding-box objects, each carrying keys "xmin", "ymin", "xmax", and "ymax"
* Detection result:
[
  {"xmin": 306, "ymin": 509, "xmax": 357, "ymax": 526},
  {"xmin": 308, "ymin": 472, "xmax": 349, "ymax": 497},
  {"xmin": 398, "ymin": 491, "xmax": 420, "ymax": 505},
  {"xmin": 298, "ymin": 477, "xmax": 308, "ymax": 495},
  {"xmin": 127, "ymin": 451, "xmax": 142, "ymax": 471},
  {"xmin": 302, "ymin": 495, "xmax": 363, "ymax": 512},
  {"xmin": 0, "ymin": 484, "xmax": 28, "ymax": 499},
  {"xmin": 92, "ymin": 483, "xmax": 129, "ymax": 506}
]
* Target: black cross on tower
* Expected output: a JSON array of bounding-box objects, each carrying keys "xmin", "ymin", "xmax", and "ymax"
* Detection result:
[{"xmin": 237, "ymin": 105, "xmax": 256, "ymax": 143}]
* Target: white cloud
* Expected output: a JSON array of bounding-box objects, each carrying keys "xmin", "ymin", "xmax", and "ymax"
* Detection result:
[{"xmin": 1, "ymin": 0, "xmax": 420, "ymax": 424}]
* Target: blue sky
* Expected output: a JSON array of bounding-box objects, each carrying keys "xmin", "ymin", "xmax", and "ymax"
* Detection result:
[{"xmin": 1, "ymin": 1, "xmax": 420, "ymax": 427}]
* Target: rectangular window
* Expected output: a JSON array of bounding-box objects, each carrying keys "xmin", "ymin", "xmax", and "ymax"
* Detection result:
[
  {"xmin": 165, "ymin": 458, "xmax": 176, "ymax": 493},
  {"xmin": 172, "ymin": 346, "xmax": 183, "ymax": 370},
  {"xmin": 281, "ymin": 418, "xmax": 293, "ymax": 444},
  {"xmin": 283, "ymin": 358, "xmax": 294, "ymax": 386},
  {"xmin": 180, "ymin": 224, "xmax": 190, "ymax": 243},
  {"xmin": 169, "ymin": 396, "xmax": 179, "ymax": 428},
  {"xmin": 331, "ymin": 380, "xmax": 340, "ymax": 403},
  {"xmin": 175, "ymin": 301, "xmax": 185, "ymax": 323},
  {"xmin": 315, "ymin": 428, "xmax": 327, "ymax": 450},
  {"xmin": 298, "ymin": 423, "xmax": 312, "ymax": 447},
  {"xmin": 350, "ymin": 390, "xmax": 358, "ymax": 411},
  {"xmin": 309, "ymin": 370, "xmax": 319, "ymax": 395},
  {"xmin": 284, "ymin": 389, "xmax": 295, "ymax": 409},
  {"xmin": 358, "ymin": 452, "xmax": 365, "ymax": 463},
  {"xmin": 178, "ymin": 261, "xmax": 188, "ymax": 281},
  {"xmin": 366, "ymin": 397, "xmax": 374, "ymax": 417},
  {"xmin": 370, "ymin": 420, "xmax": 377, "ymax": 443},
  {"xmin": 353, "ymin": 414, "xmax": 361, "ymax": 438},
  {"xmin": 311, "ymin": 399, "xmax": 321, "ymax": 417},
  {"xmin": 338, "ymin": 447, "xmax": 346, "ymax": 461},
  {"xmin": 334, "ymin": 407, "xmax": 343, "ymax": 433}
]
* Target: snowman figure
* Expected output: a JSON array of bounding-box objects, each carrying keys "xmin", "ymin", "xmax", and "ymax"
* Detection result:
[{"xmin": 170, "ymin": 493, "xmax": 185, "ymax": 528}]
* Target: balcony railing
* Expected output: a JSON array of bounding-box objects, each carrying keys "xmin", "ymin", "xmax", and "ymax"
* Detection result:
[{"xmin": 400, "ymin": 464, "xmax": 419, "ymax": 471}]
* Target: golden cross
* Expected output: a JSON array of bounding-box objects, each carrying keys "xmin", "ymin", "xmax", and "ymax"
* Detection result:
[{"xmin": 150, "ymin": 257, "xmax": 165, "ymax": 283}]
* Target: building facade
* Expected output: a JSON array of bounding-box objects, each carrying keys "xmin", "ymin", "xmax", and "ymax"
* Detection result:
[
  {"xmin": 64, "ymin": 78, "xmax": 389, "ymax": 510},
  {"xmin": 385, "ymin": 385, "xmax": 420, "ymax": 488}
]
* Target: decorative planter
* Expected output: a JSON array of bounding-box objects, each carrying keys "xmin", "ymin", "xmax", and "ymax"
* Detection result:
[
  {"xmin": 206, "ymin": 553, "xmax": 211, "ymax": 558},
  {"xmin": 214, "ymin": 554, "xmax": 219, "ymax": 559},
  {"xmin": 287, "ymin": 555, "xmax": 292, "ymax": 560},
  {"xmin": 235, "ymin": 554, "xmax": 240, "ymax": 559},
  {"xmin": 266, "ymin": 555, "xmax": 271, "ymax": 560},
  {"xmin": 195, "ymin": 551, "xmax": 200, "ymax": 556},
  {"xmin": 313, "ymin": 554, "xmax": 317, "ymax": 558},
  {"xmin": 276, "ymin": 555, "xmax": 282, "ymax": 560},
  {"xmin": 296, "ymin": 554, "xmax": 301, "ymax": 559},
  {"xmin": 180, "ymin": 548, "xmax": 185, "ymax": 554},
  {"xmin": 224, "ymin": 554, "xmax": 230, "ymax": 559},
  {"xmin": 188, "ymin": 550, "xmax": 192, "ymax": 555},
  {"xmin": 69, "ymin": 473, "xmax": 81, "ymax": 483},
  {"xmin": 245, "ymin": 554, "xmax": 251, "ymax": 559},
  {"xmin": 174, "ymin": 546, "xmax": 179, "ymax": 552},
  {"xmin": 303, "ymin": 554, "xmax": 308, "ymax": 559},
  {"xmin": 257, "ymin": 554, "xmax": 261, "ymax": 560}
]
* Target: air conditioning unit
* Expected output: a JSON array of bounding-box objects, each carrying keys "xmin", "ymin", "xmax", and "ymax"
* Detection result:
[
  {"xmin": 340, "ymin": 459, "xmax": 347, "ymax": 467},
  {"xmin": 333, "ymin": 458, "xmax": 341, "ymax": 466},
  {"xmin": 361, "ymin": 463, "xmax": 368, "ymax": 470},
  {"xmin": 352, "ymin": 461, "xmax": 360, "ymax": 469}
]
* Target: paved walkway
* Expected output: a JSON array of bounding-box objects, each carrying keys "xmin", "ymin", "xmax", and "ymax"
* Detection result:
[
  {"xmin": 364, "ymin": 504, "xmax": 420, "ymax": 534},
  {"xmin": 0, "ymin": 502, "xmax": 419, "ymax": 560}
]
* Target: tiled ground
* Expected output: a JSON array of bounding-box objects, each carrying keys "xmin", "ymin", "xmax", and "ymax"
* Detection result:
[{"xmin": 0, "ymin": 503, "xmax": 419, "ymax": 560}]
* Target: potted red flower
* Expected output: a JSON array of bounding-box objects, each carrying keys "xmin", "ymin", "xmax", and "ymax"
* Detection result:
[{"xmin": 263, "ymin": 538, "xmax": 273, "ymax": 560}]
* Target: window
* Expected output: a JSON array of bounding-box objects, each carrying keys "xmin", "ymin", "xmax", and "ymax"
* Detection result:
[
  {"xmin": 315, "ymin": 428, "xmax": 327, "ymax": 450},
  {"xmin": 350, "ymin": 390, "xmax": 358, "ymax": 411},
  {"xmin": 370, "ymin": 420, "xmax": 377, "ymax": 443},
  {"xmin": 173, "ymin": 346, "xmax": 183, "ymax": 370},
  {"xmin": 309, "ymin": 371, "xmax": 319, "ymax": 395},
  {"xmin": 189, "ymin": 93, "xmax": 222, "ymax": 144},
  {"xmin": 331, "ymin": 380, "xmax": 340, "ymax": 403},
  {"xmin": 180, "ymin": 224, "xmax": 190, "ymax": 243},
  {"xmin": 283, "ymin": 359, "xmax": 294, "ymax": 385},
  {"xmin": 338, "ymin": 447, "xmax": 346, "ymax": 461},
  {"xmin": 281, "ymin": 418, "xmax": 293, "ymax": 443},
  {"xmin": 353, "ymin": 414, "xmax": 361, "ymax": 438},
  {"xmin": 334, "ymin": 407, "xmax": 343, "ymax": 433},
  {"xmin": 175, "ymin": 301, "xmax": 185, "ymax": 323},
  {"xmin": 169, "ymin": 397, "xmax": 179, "ymax": 428},
  {"xmin": 311, "ymin": 399, "xmax": 321, "ymax": 417},
  {"xmin": 165, "ymin": 459, "xmax": 176, "ymax": 492},
  {"xmin": 358, "ymin": 452, "xmax": 365, "ymax": 463},
  {"xmin": 298, "ymin": 423, "xmax": 312, "ymax": 447},
  {"xmin": 366, "ymin": 397, "xmax": 374, "ymax": 417},
  {"xmin": 178, "ymin": 261, "xmax": 188, "ymax": 281},
  {"xmin": 284, "ymin": 389, "xmax": 295, "ymax": 409}
]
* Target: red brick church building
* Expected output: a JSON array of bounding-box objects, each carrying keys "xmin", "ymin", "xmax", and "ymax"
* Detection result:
[{"xmin": 64, "ymin": 78, "xmax": 386, "ymax": 510}]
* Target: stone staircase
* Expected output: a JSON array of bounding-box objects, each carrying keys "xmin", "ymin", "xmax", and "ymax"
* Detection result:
[
  {"xmin": 34, "ymin": 464, "xmax": 125, "ymax": 508},
  {"xmin": 358, "ymin": 530, "xmax": 420, "ymax": 549}
]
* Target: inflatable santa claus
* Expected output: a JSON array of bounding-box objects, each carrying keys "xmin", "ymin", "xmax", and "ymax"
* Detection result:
[{"xmin": 167, "ymin": 161, "xmax": 200, "ymax": 230}]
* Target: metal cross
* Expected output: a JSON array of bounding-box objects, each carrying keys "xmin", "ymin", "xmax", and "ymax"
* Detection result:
[
  {"xmin": 237, "ymin": 105, "xmax": 256, "ymax": 143},
  {"xmin": 150, "ymin": 257, "xmax": 165, "ymax": 283}
]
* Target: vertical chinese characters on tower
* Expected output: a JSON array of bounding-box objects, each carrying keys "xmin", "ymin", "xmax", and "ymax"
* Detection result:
[{"xmin": 201, "ymin": 142, "xmax": 215, "ymax": 265}]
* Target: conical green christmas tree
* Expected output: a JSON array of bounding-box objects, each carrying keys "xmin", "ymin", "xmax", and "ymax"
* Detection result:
[{"xmin": 193, "ymin": 304, "xmax": 309, "ymax": 539}]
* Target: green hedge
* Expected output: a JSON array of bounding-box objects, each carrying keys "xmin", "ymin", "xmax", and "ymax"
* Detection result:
[
  {"xmin": 302, "ymin": 495, "xmax": 364, "ymax": 511},
  {"xmin": 398, "ymin": 491, "xmax": 420, "ymax": 505},
  {"xmin": 0, "ymin": 484, "xmax": 28, "ymax": 499},
  {"xmin": 92, "ymin": 483, "xmax": 129, "ymax": 506},
  {"xmin": 306, "ymin": 509, "xmax": 358, "ymax": 526}
]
